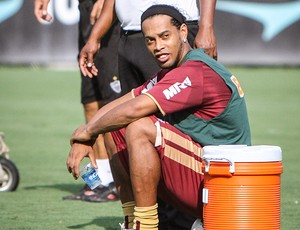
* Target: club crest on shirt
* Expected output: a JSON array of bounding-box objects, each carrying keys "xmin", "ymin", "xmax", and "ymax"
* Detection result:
[
  {"xmin": 110, "ymin": 76, "xmax": 121, "ymax": 93},
  {"xmin": 163, "ymin": 76, "xmax": 192, "ymax": 100},
  {"xmin": 141, "ymin": 76, "xmax": 158, "ymax": 94}
]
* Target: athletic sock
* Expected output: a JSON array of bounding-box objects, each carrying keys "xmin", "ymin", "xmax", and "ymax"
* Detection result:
[
  {"xmin": 122, "ymin": 201, "xmax": 135, "ymax": 229},
  {"xmin": 96, "ymin": 159, "xmax": 114, "ymax": 186},
  {"xmin": 133, "ymin": 203, "xmax": 158, "ymax": 230}
]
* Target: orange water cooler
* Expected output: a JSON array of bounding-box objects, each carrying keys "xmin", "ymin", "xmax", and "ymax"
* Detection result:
[{"xmin": 202, "ymin": 145, "xmax": 283, "ymax": 230}]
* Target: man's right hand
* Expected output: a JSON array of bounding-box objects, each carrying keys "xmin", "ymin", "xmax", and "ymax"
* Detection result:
[
  {"xmin": 79, "ymin": 40, "xmax": 100, "ymax": 78},
  {"xmin": 34, "ymin": 0, "xmax": 52, "ymax": 23}
]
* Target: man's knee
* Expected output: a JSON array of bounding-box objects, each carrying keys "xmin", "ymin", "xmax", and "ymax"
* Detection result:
[{"xmin": 124, "ymin": 117, "xmax": 156, "ymax": 144}]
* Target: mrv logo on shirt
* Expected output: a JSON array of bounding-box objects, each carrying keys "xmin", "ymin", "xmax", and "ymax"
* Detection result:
[{"xmin": 163, "ymin": 77, "xmax": 191, "ymax": 100}]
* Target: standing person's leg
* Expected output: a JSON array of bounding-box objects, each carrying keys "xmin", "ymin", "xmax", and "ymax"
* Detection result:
[
  {"xmin": 63, "ymin": 0, "xmax": 120, "ymax": 202},
  {"xmin": 81, "ymin": 20, "xmax": 121, "ymax": 202},
  {"xmin": 81, "ymin": 101, "xmax": 118, "ymax": 202}
]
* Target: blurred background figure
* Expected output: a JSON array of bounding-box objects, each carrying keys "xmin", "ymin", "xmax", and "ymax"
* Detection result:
[{"xmin": 34, "ymin": 0, "xmax": 121, "ymax": 203}]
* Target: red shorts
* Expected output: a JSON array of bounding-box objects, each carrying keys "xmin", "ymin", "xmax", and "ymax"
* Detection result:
[{"xmin": 111, "ymin": 115, "xmax": 204, "ymax": 218}]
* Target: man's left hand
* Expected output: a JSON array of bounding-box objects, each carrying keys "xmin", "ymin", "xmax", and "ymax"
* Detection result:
[
  {"xmin": 194, "ymin": 25, "xmax": 217, "ymax": 60},
  {"xmin": 66, "ymin": 142, "xmax": 97, "ymax": 179}
]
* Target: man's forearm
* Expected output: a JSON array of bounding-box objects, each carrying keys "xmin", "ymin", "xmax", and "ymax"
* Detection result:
[
  {"xmin": 199, "ymin": 0, "xmax": 216, "ymax": 28},
  {"xmin": 86, "ymin": 92, "xmax": 134, "ymax": 134},
  {"xmin": 88, "ymin": 0, "xmax": 117, "ymax": 43},
  {"xmin": 87, "ymin": 94, "xmax": 158, "ymax": 137}
]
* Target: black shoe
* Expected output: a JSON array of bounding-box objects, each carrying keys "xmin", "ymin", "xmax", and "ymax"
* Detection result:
[
  {"xmin": 62, "ymin": 185, "xmax": 91, "ymax": 201},
  {"xmin": 82, "ymin": 182, "xmax": 119, "ymax": 202}
]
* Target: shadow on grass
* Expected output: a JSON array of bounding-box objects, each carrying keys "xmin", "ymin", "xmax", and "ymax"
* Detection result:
[
  {"xmin": 23, "ymin": 183, "xmax": 84, "ymax": 194},
  {"xmin": 67, "ymin": 216, "xmax": 123, "ymax": 229}
]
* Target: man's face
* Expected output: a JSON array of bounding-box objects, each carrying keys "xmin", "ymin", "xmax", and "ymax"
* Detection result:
[{"xmin": 142, "ymin": 15, "xmax": 185, "ymax": 69}]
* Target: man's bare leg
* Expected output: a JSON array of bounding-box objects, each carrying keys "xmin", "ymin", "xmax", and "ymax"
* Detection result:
[
  {"xmin": 125, "ymin": 117, "xmax": 161, "ymax": 229},
  {"xmin": 104, "ymin": 132, "xmax": 135, "ymax": 229}
]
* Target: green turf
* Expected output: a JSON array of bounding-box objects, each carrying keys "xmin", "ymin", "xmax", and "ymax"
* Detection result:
[{"xmin": 0, "ymin": 66, "xmax": 299, "ymax": 229}]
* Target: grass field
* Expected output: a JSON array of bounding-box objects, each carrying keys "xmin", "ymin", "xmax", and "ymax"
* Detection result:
[{"xmin": 0, "ymin": 66, "xmax": 299, "ymax": 229}]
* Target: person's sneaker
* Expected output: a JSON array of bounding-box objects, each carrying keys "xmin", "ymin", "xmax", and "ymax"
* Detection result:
[
  {"xmin": 82, "ymin": 182, "xmax": 119, "ymax": 202},
  {"xmin": 119, "ymin": 216, "xmax": 132, "ymax": 230},
  {"xmin": 191, "ymin": 219, "xmax": 203, "ymax": 230},
  {"xmin": 119, "ymin": 217, "xmax": 140, "ymax": 230},
  {"xmin": 62, "ymin": 184, "xmax": 90, "ymax": 201},
  {"xmin": 119, "ymin": 223, "xmax": 133, "ymax": 230}
]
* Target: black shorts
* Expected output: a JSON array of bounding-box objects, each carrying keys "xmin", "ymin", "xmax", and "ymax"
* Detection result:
[{"xmin": 78, "ymin": 0, "xmax": 121, "ymax": 105}]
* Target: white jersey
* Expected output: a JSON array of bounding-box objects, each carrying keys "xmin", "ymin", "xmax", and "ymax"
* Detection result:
[{"xmin": 115, "ymin": 0, "xmax": 200, "ymax": 31}]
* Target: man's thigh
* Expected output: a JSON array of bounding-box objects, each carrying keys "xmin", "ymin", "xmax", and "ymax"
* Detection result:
[{"xmin": 152, "ymin": 117, "xmax": 204, "ymax": 218}]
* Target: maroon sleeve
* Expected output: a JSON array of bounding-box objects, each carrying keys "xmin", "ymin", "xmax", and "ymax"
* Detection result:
[{"xmin": 144, "ymin": 61, "xmax": 205, "ymax": 115}]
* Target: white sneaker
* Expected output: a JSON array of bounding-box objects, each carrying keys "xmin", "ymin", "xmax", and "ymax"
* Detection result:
[
  {"xmin": 119, "ymin": 223, "xmax": 133, "ymax": 230},
  {"xmin": 191, "ymin": 219, "xmax": 203, "ymax": 230}
]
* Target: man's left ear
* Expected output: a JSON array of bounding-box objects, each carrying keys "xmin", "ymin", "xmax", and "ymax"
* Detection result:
[{"xmin": 180, "ymin": 24, "xmax": 188, "ymax": 43}]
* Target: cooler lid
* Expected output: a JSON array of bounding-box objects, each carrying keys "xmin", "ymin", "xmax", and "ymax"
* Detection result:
[{"xmin": 202, "ymin": 145, "xmax": 282, "ymax": 162}]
